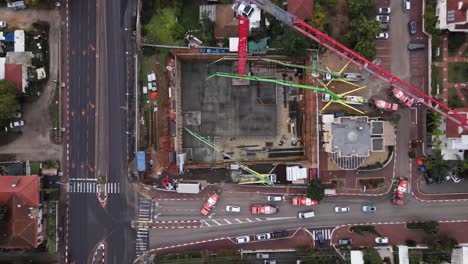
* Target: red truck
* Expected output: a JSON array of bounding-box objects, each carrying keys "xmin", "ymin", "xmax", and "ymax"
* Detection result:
[
  {"xmin": 392, "ymin": 178, "xmax": 408, "ymax": 205},
  {"xmin": 373, "ymin": 99, "xmax": 398, "ymax": 112},
  {"xmin": 392, "ymin": 88, "xmax": 414, "ymax": 108},
  {"xmin": 200, "ymin": 192, "xmax": 219, "ymax": 216},
  {"xmin": 291, "ymin": 197, "xmax": 318, "ymax": 206},
  {"xmin": 250, "ymin": 205, "xmax": 278, "ymax": 215}
]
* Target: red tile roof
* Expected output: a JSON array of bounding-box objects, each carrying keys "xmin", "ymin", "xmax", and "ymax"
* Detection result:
[
  {"xmin": 447, "ymin": 0, "xmax": 468, "ymax": 25},
  {"xmin": 0, "ymin": 176, "xmax": 40, "ymax": 248},
  {"xmin": 4, "ymin": 64, "xmax": 22, "ymax": 93},
  {"xmin": 215, "ymin": 4, "xmax": 238, "ymax": 39},
  {"xmin": 288, "ymin": 0, "xmax": 314, "ymax": 20},
  {"xmin": 447, "ymin": 108, "xmax": 468, "ymax": 138}
]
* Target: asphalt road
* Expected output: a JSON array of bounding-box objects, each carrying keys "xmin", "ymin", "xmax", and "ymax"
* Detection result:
[
  {"xmin": 67, "ymin": 0, "xmax": 136, "ymax": 263},
  {"xmin": 149, "ymin": 193, "xmax": 468, "ymax": 249}
]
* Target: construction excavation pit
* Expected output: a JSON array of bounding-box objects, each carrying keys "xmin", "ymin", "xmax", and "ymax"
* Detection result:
[{"xmin": 174, "ymin": 55, "xmax": 311, "ymax": 167}]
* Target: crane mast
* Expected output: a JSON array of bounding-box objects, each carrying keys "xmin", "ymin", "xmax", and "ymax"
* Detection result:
[{"xmin": 234, "ymin": 0, "xmax": 468, "ymax": 129}]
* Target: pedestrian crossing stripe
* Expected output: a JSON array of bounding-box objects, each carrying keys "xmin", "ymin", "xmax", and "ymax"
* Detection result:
[
  {"xmin": 68, "ymin": 181, "xmax": 120, "ymax": 194},
  {"xmin": 312, "ymin": 229, "xmax": 332, "ymax": 240}
]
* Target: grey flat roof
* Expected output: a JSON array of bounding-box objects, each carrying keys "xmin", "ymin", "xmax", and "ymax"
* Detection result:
[
  {"xmin": 331, "ymin": 117, "xmax": 371, "ymax": 157},
  {"xmin": 372, "ymin": 138, "xmax": 384, "ymax": 151},
  {"xmin": 371, "ymin": 121, "xmax": 384, "ymax": 135}
]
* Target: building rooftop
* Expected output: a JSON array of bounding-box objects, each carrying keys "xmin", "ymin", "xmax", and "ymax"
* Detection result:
[
  {"xmin": 287, "ymin": 0, "xmax": 314, "ymax": 20},
  {"xmin": 331, "ymin": 117, "xmax": 371, "ymax": 157}
]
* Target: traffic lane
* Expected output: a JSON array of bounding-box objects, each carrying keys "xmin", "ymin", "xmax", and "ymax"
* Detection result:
[
  {"xmin": 107, "ymin": 195, "xmax": 135, "ymax": 263},
  {"xmin": 149, "ymin": 197, "xmax": 468, "ymax": 248},
  {"xmin": 389, "ymin": 0, "xmax": 410, "ymax": 77}
]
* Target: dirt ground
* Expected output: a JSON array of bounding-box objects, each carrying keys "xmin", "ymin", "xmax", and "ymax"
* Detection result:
[
  {"xmin": 0, "ymin": 8, "xmax": 62, "ymax": 161},
  {"xmin": 329, "ymin": 0, "xmax": 350, "ymax": 39}
]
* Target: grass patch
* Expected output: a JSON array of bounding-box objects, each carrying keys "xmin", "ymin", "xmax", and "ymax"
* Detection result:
[
  {"xmin": 448, "ymin": 62, "xmax": 468, "ymax": 83},
  {"xmin": 140, "ymin": 48, "xmax": 156, "ymax": 83},
  {"xmin": 30, "ymin": 161, "xmax": 41, "ymax": 175},
  {"xmin": 431, "ymin": 34, "xmax": 443, "ymax": 62},
  {"xmin": 448, "ymin": 32, "xmax": 466, "ymax": 56},
  {"xmin": 448, "ymin": 88, "xmax": 464, "ymax": 108},
  {"xmin": 407, "ymin": 221, "xmax": 439, "ymax": 235},
  {"xmin": 431, "ymin": 65, "xmax": 443, "ymax": 96},
  {"xmin": 350, "ymin": 225, "xmax": 380, "ymax": 236},
  {"xmin": 179, "ymin": 0, "xmax": 202, "ymax": 33},
  {"xmin": 46, "ymin": 203, "xmax": 57, "ymax": 253}
]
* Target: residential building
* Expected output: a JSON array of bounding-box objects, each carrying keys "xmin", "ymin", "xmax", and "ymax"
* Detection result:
[
  {"xmin": 436, "ymin": 0, "xmax": 468, "ymax": 32},
  {"xmin": 0, "ymin": 176, "xmax": 42, "ymax": 248},
  {"xmin": 440, "ymin": 108, "xmax": 468, "ymax": 160}
]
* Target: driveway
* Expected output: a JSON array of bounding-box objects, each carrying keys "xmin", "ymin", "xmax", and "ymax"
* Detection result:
[{"xmin": 0, "ymin": 8, "xmax": 62, "ymax": 161}]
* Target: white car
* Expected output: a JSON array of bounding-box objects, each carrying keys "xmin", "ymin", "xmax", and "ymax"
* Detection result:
[
  {"xmin": 375, "ymin": 237, "xmax": 389, "ymax": 244},
  {"xmin": 9, "ymin": 120, "xmax": 24, "ymax": 128},
  {"xmin": 235, "ymin": 236, "xmax": 250, "ymax": 244},
  {"xmin": 256, "ymin": 233, "xmax": 272, "ymax": 240},
  {"xmin": 362, "ymin": 205, "xmax": 377, "ymax": 212},
  {"xmin": 334, "ymin": 206, "xmax": 351, "ymax": 213},
  {"xmin": 323, "ymin": 73, "xmax": 332, "ymax": 81},
  {"xmin": 267, "ymin": 195, "xmax": 284, "ymax": 202},
  {"xmin": 376, "ymin": 15, "xmax": 390, "ymax": 23},
  {"xmin": 378, "ymin": 7, "xmax": 391, "ymax": 14},
  {"xmin": 0, "ymin": 21, "xmax": 6, "ymax": 28},
  {"xmin": 225, "ymin": 205, "xmax": 241, "ymax": 213},
  {"xmin": 376, "ymin": 32, "xmax": 389, "ymax": 39}
]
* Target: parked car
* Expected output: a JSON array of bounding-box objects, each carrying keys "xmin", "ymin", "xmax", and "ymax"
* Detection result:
[
  {"xmin": 415, "ymin": 157, "xmax": 424, "ymax": 166},
  {"xmin": 338, "ymin": 239, "xmax": 352, "ymax": 245},
  {"xmin": 323, "ymin": 73, "xmax": 332, "ymax": 82},
  {"xmin": 292, "ymin": 197, "xmax": 318, "ymax": 206},
  {"xmin": 235, "ymin": 236, "xmax": 250, "ymax": 244},
  {"xmin": 225, "ymin": 205, "xmax": 240, "ymax": 213},
  {"xmin": 376, "ymin": 15, "xmax": 390, "ymax": 23},
  {"xmin": 451, "ymin": 174, "xmax": 461, "ymax": 183},
  {"xmin": 272, "ymin": 230, "xmax": 289, "ymax": 238},
  {"xmin": 362, "ymin": 205, "xmax": 377, "ymax": 212},
  {"xmin": 375, "ymin": 237, "xmax": 389, "ymax": 244},
  {"xmin": 408, "ymin": 43, "xmax": 426, "ymax": 50},
  {"xmin": 403, "ymin": 0, "xmax": 411, "ymax": 12},
  {"xmin": 267, "ymin": 195, "xmax": 284, "ymax": 202},
  {"xmin": 424, "ymin": 173, "xmax": 434, "ymax": 184},
  {"xmin": 315, "ymin": 230, "xmax": 325, "ymax": 245},
  {"xmin": 334, "ymin": 206, "xmax": 351, "ymax": 213},
  {"xmin": 264, "ymin": 261, "xmax": 276, "ymax": 264},
  {"xmin": 409, "ymin": 21, "xmax": 417, "ymax": 35},
  {"xmin": 0, "ymin": 21, "xmax": 6, "ymax": 28},
  {"xmin": 380, "ymin": 23, "xmax": 389, "ymax": 31},
  {"xmin": 9, "ymin": 120, "xmax": 24, "ymax": 129},
  {"xmin": 376, "ymin": 32, "xmax": 389, "ymax": 39},
  {"xmin": 378, "ymin": 7, "xmax": 391, "ymax": 14},
  {"xmin": 256, "ymin": 233, "xmax": 272, "ymax": 240}
]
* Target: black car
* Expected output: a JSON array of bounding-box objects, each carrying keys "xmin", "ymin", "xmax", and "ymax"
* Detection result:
[
  {"xmin": 272, "ymin": 230, "xmax": 289, "ymax": 238},
  {"xmin": 315, "ymin": 230, "xmax": 325, "ymax": 245},
  {"xmin": 338, "ymin": 239, "xmax": 352, "ymax": 245},
  {"xmin": 409, "ymin": 21, "xmax": 417, "ymax": 35},
  {"xmin": 424, "ymin": 172, "xmax": 434, "ymax": 184}
]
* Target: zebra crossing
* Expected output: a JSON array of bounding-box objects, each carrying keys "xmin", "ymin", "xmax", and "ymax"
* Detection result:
[
  {"xmin": 135, "ymin": 197, "xmax": 152, "ymax": 256},
  {"xmin": 68, "ymin": 178, "xmax": 120, "ymax": 194},
  {"xmin": 202, "ymin": 217, "xmax": 267, "ymax": 227},
  {"xmin": 311, "ymin": 228, "xmax": 332, "ymax": 241}
]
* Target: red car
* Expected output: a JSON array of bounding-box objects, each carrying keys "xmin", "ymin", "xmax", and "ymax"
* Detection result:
[
  {"xmin": 373, "ymin": 99, "xmax": 399, "ymax": 112},
  {"xmin": 200, "ymin": 192, "xmax": 219, "ymax": 216},
  {"xmin": 291, "ymin": 197, "xmax": 318, "ymax": 206},
  {"xmin": 415, "ymin": 157, "xmax": 424, "ymax": 167},
  {"xmin": 392, "ymin": 88, "xmax": 415, "ymax": 108},
  {"xmin": 250, "ymin": 205, "xmax": 278, "ymax": 215},
  {"xmin": 395, "ymin": 178, "xmax": 408, "ymax": 199}
]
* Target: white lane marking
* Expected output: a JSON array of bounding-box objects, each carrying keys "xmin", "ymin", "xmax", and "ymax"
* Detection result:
[
  {"xmin": 212, "ymin": 220, "xmax": 221, "ymax": 226},
  {"xmin": 235, "ymin": 219, "xmax": 242, "ymax": 223},
  {"xmin": 246, "ymin": 218, "xmax": 253, "ymax": 222}
]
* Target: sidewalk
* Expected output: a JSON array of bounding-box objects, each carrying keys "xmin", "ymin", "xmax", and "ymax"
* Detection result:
[
  {"xmin": 331, "ymin": 221, "xmax": 468, "ymax": 247},
  {"xmin": 432, "ymin": 33, "xmax": 468, "ymax": 107}
]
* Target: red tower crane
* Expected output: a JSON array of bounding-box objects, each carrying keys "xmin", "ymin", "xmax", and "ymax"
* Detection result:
[{"xmin": 233, "ymin": 0, "xmax": 468, "ymax": 129}]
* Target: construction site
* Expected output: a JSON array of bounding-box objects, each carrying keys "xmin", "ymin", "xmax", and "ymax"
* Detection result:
[{"xmin": 172, "ymin": 53, "xmax": 317, "ymax": 170}]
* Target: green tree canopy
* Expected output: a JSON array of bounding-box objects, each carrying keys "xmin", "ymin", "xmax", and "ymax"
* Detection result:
[
  {"xmin": 0, "ymin": 80, "xmax": 19, "ymax": 127},
  {"xmin": 363, "ymin": 247, "xmax": 382, "ymax": 264},
  {"xmin": 348, "ymin": 0, "xmax": 376, "ymax": 19},
  {"xmin": 270, "ymin": 27, "xmax": 310, "ymax": 58},
  {"xmin": 306, "ymin": 179, "xmax": 325, "ymax": 201},
  {"xmin": 425, "ymin": 149, "xmax": 449, "ymax": 180},
  {"xmin": 143, "ymin": 8, "xmax": 185, "ymax": 45}
]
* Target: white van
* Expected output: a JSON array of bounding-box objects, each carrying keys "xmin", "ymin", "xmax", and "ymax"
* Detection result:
[
  {"xmin": 403, "ymin": 0, "xmax": 411, "ymax": 12},
  {"xmin": 298, "ymin": 210, "xmax": 315, "ymax": 219}
]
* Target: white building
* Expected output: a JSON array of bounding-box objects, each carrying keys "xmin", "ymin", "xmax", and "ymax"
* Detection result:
[{"xmin": 436, "ymin": 0, "xmax": 468, "ymax": 32}]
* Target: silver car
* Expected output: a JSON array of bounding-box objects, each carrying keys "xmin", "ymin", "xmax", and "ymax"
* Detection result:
[
  {"xmin": 362, "ymin": 205, "xmax": 377, "ymax": 212},
  {"xmin": 376, "ymin": 15, "xmax": 390, "ymax": 23}
]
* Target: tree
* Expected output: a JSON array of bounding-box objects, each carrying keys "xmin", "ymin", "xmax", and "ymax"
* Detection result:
[
  {"xmin": 270, "ymin": 27, "xmax": 310, "ymax": 58},
  {"xmin": 409, "ymin": 250, "xmax": 423, "ymax": 264},
  {"xmin": 143, "ymin": 8, "xmax": 184, "ymax": 45},
  {"xmin": 0, "ymin": 204, "xmax": 7, "ymax": 224},
  {"xmin": 0, "ymin": 80, "xmax": 19, "ymax": 127},
  {"xmin": 311, "ymin": 4, "xmax": 327, "ymax": 31},
  {"xmin": 348, "ymin": 15, "xmax": 379, "ymax": 60},
  {"xmin": 354, "ymin": 39, "xmax": 377, "ymax": 60},
  {"xmin": 306, "ymin": 179, "xmax": 325, "ymax": 201},
  {"xmin": 363, "ymin": 247, "xmax": 382, "ymax": 264},
  {"xmin": 199, "ymin": 11, "xmax": 215, "ymax": 46},
  {"xmin": 348, "ymin": 0, "xmax": 376, "ymax": 19},
  {"xmin": 425, "ymin": 149, "xmax": 449, "ymax": 180},
  {"xmin": 300, "ymin": 248, "xmax": 343, "ymax": 264}
]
